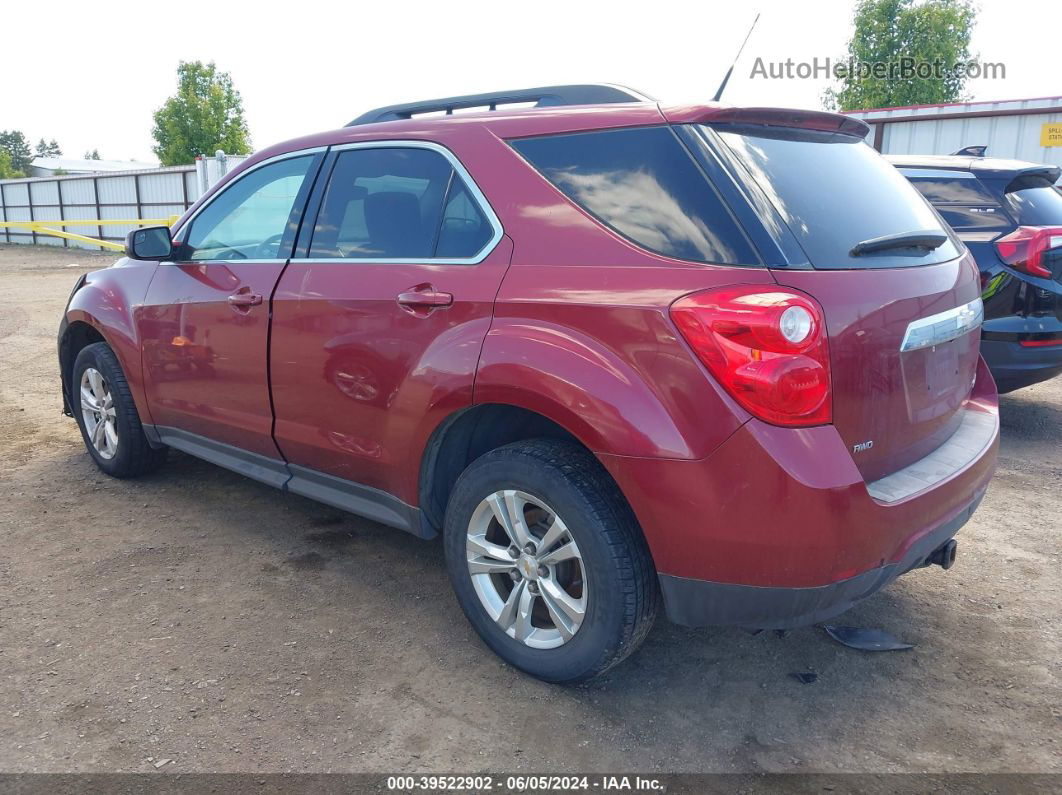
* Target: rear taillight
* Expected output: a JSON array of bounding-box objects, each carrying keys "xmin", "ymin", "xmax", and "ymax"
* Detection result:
[
  {"xmin": 670, "ymin": 286, "xmax": 831, "ymax": 427},
  {"xmin": 994, "ymin": 226, "xmax": 1062, "ymax": 279}
]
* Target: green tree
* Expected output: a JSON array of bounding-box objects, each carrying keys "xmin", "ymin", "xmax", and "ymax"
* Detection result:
[
  {"xmin": 0, "ymin": 149, "xmax": 20, "ymax": 179},
  {"xmin": 84, "ymin": 149, "xmax": 101, "ymax": 160},
  {"xmin": 0, "ymin": 130, "xmax": 33, "ymax": 174},
  {"xmin": 824, "ymin": 0, "xmax": 977, "ymax": 111},
  {"xmin": 152, "ymin": 61, "xmax": 251, "ymax": 166},
  {"xmin": 35, "ymin": 138, "xmax": 63, "ymax": 157}
]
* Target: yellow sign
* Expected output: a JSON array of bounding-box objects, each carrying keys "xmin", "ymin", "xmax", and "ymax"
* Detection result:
[{"xmin": 1041, "ymin": 123, "xmax": 1062, "ymax": 147}]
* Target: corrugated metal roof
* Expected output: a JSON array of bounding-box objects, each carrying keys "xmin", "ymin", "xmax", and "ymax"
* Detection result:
[
  {"xmin": 30, "ymin": 156, "xmax": 159, "ymax": 172},
  {"xmin": 845, "ymin": 95, "xmax": 1062, "ymax": 121},
  {"xmin": 1, "ymin": 163, "xmax": 194, "ymax": 186}
]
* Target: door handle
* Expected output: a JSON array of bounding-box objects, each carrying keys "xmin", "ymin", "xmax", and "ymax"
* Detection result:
[
  {"xmin": 228, "ymin": 292, "xmax": 263, "ymax": 307},
  {"xmin": 396, "ymin": 287, "xmax": 453, "ymax": 308}
]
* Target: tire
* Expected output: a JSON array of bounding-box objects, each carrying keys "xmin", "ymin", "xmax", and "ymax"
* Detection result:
[
  {"xmin": 443, "ymin": 439, "xmax": 658, "ymax": 683},
  {"xmin": 72, "ymin": 342, "xmax": 167, "ymax": 478}
]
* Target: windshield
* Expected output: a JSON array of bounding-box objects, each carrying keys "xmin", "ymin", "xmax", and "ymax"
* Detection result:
[{"xmin": 704, "ymin": 124, "xmax": 962, "ymax": 269}]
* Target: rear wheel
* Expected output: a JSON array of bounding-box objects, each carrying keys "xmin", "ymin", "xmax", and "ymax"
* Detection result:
[
  {"xmin": 73, "ymin": 342, "xmax": 167, "ymax": 478},
  {"xmin": 444, "ymin": 439, "xmax": 658, "ymax": 683}
]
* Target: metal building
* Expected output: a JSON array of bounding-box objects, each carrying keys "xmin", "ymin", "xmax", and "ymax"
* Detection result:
[
  {"xmin": 845, "ymin": 95, "xmax": 1062, "ymax": 181},
  {"xmin": 28, "ymin": 157, "xmax": 158, "ymax": 177}
]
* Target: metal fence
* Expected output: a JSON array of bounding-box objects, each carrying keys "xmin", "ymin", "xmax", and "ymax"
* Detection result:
[{"xmin": 0, "ymin": 153, "xmax": 250, "ymax": 250}]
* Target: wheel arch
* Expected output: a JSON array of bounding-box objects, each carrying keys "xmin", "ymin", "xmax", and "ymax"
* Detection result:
[
  {"xmin": 419, "ymin": 402, "xmax": 597, "ymax": 534},
  {"xmin": 59, "ymin": 319, "xmax": 107, "ymax": 415},
  {"xmin": 62, "ymin": 264, "xmax": 157, "ymax": 427},
  {"xmin": 474, "ymin": 318, "xmax": 731, "ymax": 461},
  {"xmin": 416, "ymin": 401, "xmax": 661, "ymax": 577}
]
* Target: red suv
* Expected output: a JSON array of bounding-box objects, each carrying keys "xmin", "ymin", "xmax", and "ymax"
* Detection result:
[{"xmin": 58, "ymin": 85, "xmax": 999, "ymax": 682}]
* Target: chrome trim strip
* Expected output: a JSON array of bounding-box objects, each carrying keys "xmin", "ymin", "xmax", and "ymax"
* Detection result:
[
  {"xmin": 323, "ymin": 139, "xmax": 504, "ymax": 265},
  {"xmin": 893, "ymin": 168, "xmax": 982, "ymax": 180},
  {"xmin": 171, "ymin": 146, "xmax": 328, "ymax": 239},
  {"xmin": 172, "ymin": 140, "xmax": 503, "ymax": 265},
  {"xmin": 900, "ymin": 298, "xmax": 983, "ymax": 352}
]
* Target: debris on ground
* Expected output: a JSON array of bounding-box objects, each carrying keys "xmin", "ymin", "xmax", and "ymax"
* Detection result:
[{"xmin": 821, "ymin": 625, "xmax": 915, "ymax": 652}]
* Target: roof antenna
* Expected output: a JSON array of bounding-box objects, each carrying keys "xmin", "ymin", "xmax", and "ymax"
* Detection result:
[{"xmin": 712, "ymin": 12, "xmax": 761, "ymax": 102}]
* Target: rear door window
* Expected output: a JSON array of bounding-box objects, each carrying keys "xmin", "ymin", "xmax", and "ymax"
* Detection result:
[
  {"xmin": 308, "ymin": 146, "xmax": 495, "ymax": 260},
  {"xmin": 707, "ymin": 125, "xmax": 962, "ymax": 269},
  {"xmin": 436, "ymin": 179, "xmax": 493, "ymax": 258},
  {"xmin": 510, "ymin": 127, "xmax": 759, "ymax": 265}
]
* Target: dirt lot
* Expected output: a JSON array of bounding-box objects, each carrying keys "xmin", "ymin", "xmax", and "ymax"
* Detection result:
[{"xmin": 0, "ymin": 244, "xmax": 1059, "ymax": 774}]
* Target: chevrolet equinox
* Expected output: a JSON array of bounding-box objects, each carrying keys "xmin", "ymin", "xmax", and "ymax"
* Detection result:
[{"xmin": 58, "ymin": 85, "xmax": 999, "ymax": 682}]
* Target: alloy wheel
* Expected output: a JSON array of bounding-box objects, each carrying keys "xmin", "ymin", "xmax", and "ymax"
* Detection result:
[
  {"xmin": 80, "ymin": 367, "xmax": 118, "ymax": 460},
  {"xmin": 466, "ymin": 490, "xmax": 587, "ymax": 649}
]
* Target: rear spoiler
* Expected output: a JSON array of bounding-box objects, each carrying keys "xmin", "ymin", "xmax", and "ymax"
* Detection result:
[
  {"xmin": 1003, "ymin": 165, "xmax": 1062, "ymax": 192},
  {"xmin": 662, "ymin": 106, "xmax": 871, "ymax": 138}
]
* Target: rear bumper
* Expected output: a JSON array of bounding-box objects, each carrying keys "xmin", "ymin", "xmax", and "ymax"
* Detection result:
[
  {"xmin": 598, "ymin": 357, "xmax": 999, "ymax": 629},
  {"xmin": 658, "ymin": 490, "xmax": 982, "ymax": 629},
  {"xmin": 981, "ymin": 337, "xmax": 1062, "ymax": 393}
]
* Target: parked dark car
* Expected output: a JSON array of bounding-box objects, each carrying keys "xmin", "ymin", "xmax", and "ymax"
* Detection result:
[
  {"xmin": 891, "ymin": 153, "xmax": 1062, "ymax": 392},
  {"xmin": 58, "ymin": 86, "xmax": 998, "ymax": 682}
]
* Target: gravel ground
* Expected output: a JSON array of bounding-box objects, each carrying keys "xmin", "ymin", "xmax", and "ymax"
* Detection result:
[{"xmin": 0, "ymin": 244, "xmax": 1059, "ymax": 774}]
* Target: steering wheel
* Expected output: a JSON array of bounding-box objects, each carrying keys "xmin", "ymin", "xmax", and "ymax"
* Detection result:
[{"xmin": 255, "ymin": 233, "xmax": 285, "ymax": 259}]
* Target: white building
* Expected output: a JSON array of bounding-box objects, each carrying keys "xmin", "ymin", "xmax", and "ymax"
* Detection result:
[
  {"xmin": 29, "ymin": 156, "xmax": 158, "ymax": 177},
  {"xmin": 844, "ymin": 96, "xmax": 1062, "ymax": 181}
]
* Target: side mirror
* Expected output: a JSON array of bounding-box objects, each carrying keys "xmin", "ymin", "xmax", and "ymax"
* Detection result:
[{"xmin": 125, "ymin": 226, "xmax": 173, "ymax": 260}]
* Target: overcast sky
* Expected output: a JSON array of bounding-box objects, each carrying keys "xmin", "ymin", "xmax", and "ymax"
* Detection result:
[{"xmin": 3, "ymin": 0, "xmax": 1058, "ymax": 163}]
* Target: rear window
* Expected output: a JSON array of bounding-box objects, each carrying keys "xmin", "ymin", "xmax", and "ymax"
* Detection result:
[
  {"xmin": 899, "ymin": 171, "xmax": 1011, "ymax": 234},
  {"xmin": 936, "ymin": 206, "xmax": 1011, "ymax": 233},
  {"xmin": 709, "ymin": 125, "xmax": 962, "ymax": 269},
  {"xmin": 1004, "ymin": 182, "xmax": 1062, "ymax": 226},
  {"xmin": 904, "ymin": 173, "xmax": 999, "ymax": 204},
  {"xmin": 510, "ymin": 127, "xmax": 759, "ymax": 265}
]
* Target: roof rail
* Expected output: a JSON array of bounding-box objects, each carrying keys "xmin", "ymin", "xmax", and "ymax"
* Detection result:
[{"xmin": 346, "ymin": 84, "xmax": 653, "ymax": 127}]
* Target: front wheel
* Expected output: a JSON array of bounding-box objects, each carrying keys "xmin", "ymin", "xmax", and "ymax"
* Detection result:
[
  {"xmin": 443, "ymin": 439, "xmax": 658, "ymax": 683},
  {"xmin": 72, "ymin": 342, "xmax": 167, "ymax": 478}
]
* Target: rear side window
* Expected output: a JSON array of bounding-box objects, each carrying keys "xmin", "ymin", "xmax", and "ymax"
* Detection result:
[
  {"xmin": 308, "ymin": 147, "xmax": 494, "ymax": 260},
  {"xmin": 1004, "ymin": 181, "xmax": 1062, "ymax": 226},
  {"xmin": 709, "ymin": 125, "xmax": 961, "ymax": 269},
  {"xmin": 510, "ymin": 127, "xmax": 758, "ymax": 265}
]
